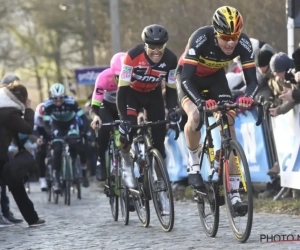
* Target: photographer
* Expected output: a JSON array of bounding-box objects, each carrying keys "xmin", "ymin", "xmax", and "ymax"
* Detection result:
[{"xmin": 268, "ymin": 52, "xmax": 297, "ymax": 117}]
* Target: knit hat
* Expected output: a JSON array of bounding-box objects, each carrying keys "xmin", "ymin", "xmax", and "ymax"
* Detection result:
[
  {"xmin": 269, "ymin": 52, "xmax": 291, "ymax": 73},
  {"xmin": 0, "ymin": 74, "xmax": 20, "ymax": 85},
  {"xmin": 256, "ymin": 49, "xmax": 274, "ymax": 67}
]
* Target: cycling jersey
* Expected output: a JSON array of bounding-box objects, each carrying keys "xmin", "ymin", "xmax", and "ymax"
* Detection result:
[
  {"xmin": 179, "ymin": 26, "xmax": 258, "ymax": 104},
  {"xmin": 43, "ymin": 96, "xmax": 88, "ymax": 137},
  {"xmin": 91, "ymin": 68, "xmax": 117, "ymax": 107},
  {"xmin": 117, "ymin": 44, "xmax": 178, "ymax": 119},
  {"xmin": 43, "ymin": 96, "xmax": 85, "ymax": 122},
  {"xmin": 119, "ymin": 44, "xmax": 177, "ymax": 92}
]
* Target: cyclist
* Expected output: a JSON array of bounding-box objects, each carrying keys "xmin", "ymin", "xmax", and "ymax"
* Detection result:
[
  {"xmin": 90, "ymin": 52, "xmax": 125, "ymax": 181},
  {"xmin": 33, "ymin": 102, "xmax": 51, "ymax": 191},
  {"xmin": 43, "ymin": 83, "xmax": 90, "ymax": 193},
  {"xmin": 116, "ymin": 24, "xmax": 180, "ymax": 206},
  {"xmin": 176, "ymin": 6, "xmax": 258, "ymax": 215}
]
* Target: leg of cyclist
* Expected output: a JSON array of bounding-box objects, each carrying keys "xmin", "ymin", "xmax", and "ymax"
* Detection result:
[
  {"xmin": 67, "ymin": 118, "xmax": 90, "ymax": 187},
  {"xmin": 176, "ymin": 72, "xmax": 204, "ymax": 189},
  {"xmin": 51, "ymin": 121, "xmax": 67, "ymax": 193},
  {"xmin": 96, "ymin": 101, "xmax": 117, "ymax": 181},
  {"xmin": 145, "ymin": 87, "xmax": 170, "ymax": 214},
  {"xmin": 78, "ymin": 135, "xmax": 89, "ymax": 187},
  {"xmin": 209, "ymin": 70, "xmax": 247, "ymax": 215},
  {"xmin": 119, "ymin": 91, "xmax": 140, "ymax": 189}
]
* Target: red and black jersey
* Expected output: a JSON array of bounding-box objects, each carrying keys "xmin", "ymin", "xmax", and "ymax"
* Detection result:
[{"xmin": 119, "ymin": 44, "xmax": 177, "ymax": 92}]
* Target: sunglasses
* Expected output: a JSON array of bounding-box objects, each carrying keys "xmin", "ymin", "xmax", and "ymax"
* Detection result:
[
  {"xmin": 53, "ymin": 96, "xmax": 64, "ymax": 101},
  {"xmin": 145, "ymin": 43, "xmax": 166, "ymax": 51},
  {"xmin": 218, "ymin": 33, "xmax": 240, "ymax": 42}
]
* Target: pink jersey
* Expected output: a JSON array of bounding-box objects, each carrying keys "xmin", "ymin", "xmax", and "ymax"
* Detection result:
[{"xmin": 91, "ymin": 68, "xmax": 117, "ymax": 106}]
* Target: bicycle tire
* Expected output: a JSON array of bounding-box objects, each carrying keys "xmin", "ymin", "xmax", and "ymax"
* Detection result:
[
  {"xmin": 64, "ymin": 155, "xmax": 72, "ymax": 206},
  {"xmin": 148, "ymin": 149, "xmax": 174, "ymax": 232},
  {"xmin": 76, "ymin": 179, "xmax": 81, "ymax": 200},
  {"xmin": 130, "ymin": 151, "xmax": 150, "ymax": 227},
  {"xmin": 197, "ymin": 146, "xmax": 219, "ymax": 237},
  {"xmin": 118, "ymin": 155, "xmax": 129, "ymax": 225},
  {"xmin": 65, "ymin": 180, "xmax": 71, "ymax": 206},
  {"xmin": 108, "ymin": 153, "xmax": 119, "ymax": 221},
  {"xmin": 223, "ymin": 139, "xmax": 253, "ymax": 243},
  {"xmin": 47, "ymin": 181, "xmax": 52, "ymax": 202}
]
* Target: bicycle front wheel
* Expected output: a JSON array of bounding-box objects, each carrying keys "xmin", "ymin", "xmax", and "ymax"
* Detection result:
[
  {"xmin": 148, "ymin": 149, "xmax": 174, "ymax": 232},
  {"xmin": 223, "ymin": 139, "xmax": 253, "ymax": 243},
  {"xmin": 64, "ymin": 155, "xmax": 72, "ymax": 206},
  {"xmin": 118, "ymin": 155, "xmax": 129, "ymax": 225},
  {"xmin": 197, "ymin": 145, "xmax": 219, "ymax": 237}
]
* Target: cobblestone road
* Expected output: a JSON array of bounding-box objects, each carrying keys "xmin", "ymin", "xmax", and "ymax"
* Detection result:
[{"xmin": 1, "ymin": 181, "xmax": 299, "ymax": 250}]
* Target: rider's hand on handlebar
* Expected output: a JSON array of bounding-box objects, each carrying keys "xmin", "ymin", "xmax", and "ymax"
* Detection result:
[
  {"xmin": 205, "ymin": 99, "xmax": 217, "ymax": 111},
  {"xmin": 119, "ymin": 120, "xmax": 131, "ymax": 143},
  {"xmin": 91, "ymin": 116, "xmax": 102, "ymax": 130},
  {"xmin": 168, "ymin": 108, "xmax": 182, "ymax": 132},
  {"xmin": 237, "ymin": 96, "xmax": 253, "ymax": 109},
  {"xmin": 137, "ymin": 112, "xmax": 145, "ymax": 125}
]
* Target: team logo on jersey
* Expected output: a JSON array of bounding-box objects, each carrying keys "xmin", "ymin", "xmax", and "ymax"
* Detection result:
[
  {"xmin": 158, "ymin": 63, "xmax": 166, "ymax": 68},
  {"xmin": 120, "ymin": 65, "xmax": 133, "ymax": 81},
  {"xmin": 188, "ymin": 48, "xmax": 196, "ymax": 55}
]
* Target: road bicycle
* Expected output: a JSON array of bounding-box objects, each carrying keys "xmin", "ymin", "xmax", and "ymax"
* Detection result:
[{"xmin": 193, "ymin": 97, "xmax": 263, "ymax": 243}]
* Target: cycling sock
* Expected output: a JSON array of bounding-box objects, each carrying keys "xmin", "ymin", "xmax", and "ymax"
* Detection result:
[
  {"xmin": 229, "ymin": 176, "xmax": 241, "ymax": 204},
  {"xmin": 188, "ymin": 145, "xmax": 201, "ymax": 166}
]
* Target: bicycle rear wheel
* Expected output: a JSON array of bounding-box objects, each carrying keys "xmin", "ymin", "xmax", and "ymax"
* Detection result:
[
  {"xmin": 148, "ymin": 149, "xmax": 174, "ymax": 232},
  {"xmin": 118, "ymin": 155, "xmax": 129, "ymax": 225},
  {"xmin": 223, "ymin": 139, "xmax": 253, "ymax": 243},
  {"xmin": 197, "ymin": 146, "xmax": 219, "ymax": 237}
]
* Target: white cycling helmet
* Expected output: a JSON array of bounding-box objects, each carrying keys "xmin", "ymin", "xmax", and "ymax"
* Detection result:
[{"xmin": 50, "ymin": 83, "xmax": 65, "ymax": 97}]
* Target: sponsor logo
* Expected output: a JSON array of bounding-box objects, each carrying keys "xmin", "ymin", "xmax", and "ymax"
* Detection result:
[
  {"xmin": 168, "ymin": 69, "xmax": 176, "ymax": 83},
  {"xmin": 188, "ymin": 48, "xmax": 196, "ymax": 55},
  {"xmin": 199, "ymin": 56, "xmax": 230, "ymax": 68},
  {"xmin": 120, "ymin": 65, "xmax": 133, "ymax": 81},
  {"xmin": 96, "ymin": 87, "xmax": 104, "ymax": 95},
  {"xmin": 195, "ymin": 34, "xmax": 207, "ymax": 48},
  {"xmin": 239, "ymin": 38, "xmax": 252, "ymax": 53},
  {"xmin": 158, "ymin": 62, "xmax": 166, "ymax": 68},
  {"xmin": 133, "ymin": 74, "xmax": 161, "ymax": 82}
]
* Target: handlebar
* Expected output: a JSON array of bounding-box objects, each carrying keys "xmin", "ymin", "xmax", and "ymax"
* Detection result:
[
  {"xmin": 132, "ymin": 118, "xmax": 179, "ymax": 140},
  {"xmin": 195, "ymin": 95, "xmax": 265, "ymax": 131},
  {"xmin": 94, "ymin": 118, "xmax": 179, "ymax": 142}
]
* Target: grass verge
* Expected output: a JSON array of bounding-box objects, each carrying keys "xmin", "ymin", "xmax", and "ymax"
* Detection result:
[{"xmin": 173, "ymin": 187, "xmax": 300, "ymax": 215}]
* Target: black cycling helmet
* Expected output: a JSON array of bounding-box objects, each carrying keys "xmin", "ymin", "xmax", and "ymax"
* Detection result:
[{"xmin": 141, "ymin": 24, "xmax": 169, "ymax": 45}]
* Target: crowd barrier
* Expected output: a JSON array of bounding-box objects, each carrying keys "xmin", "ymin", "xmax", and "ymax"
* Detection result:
[
  {"xmin": 271, "ymin": 104, "xmax": 300, "ymax": 190},
  {"xmin": 165, "ymin": 110, "xmax": 271, "ymax": 183}
]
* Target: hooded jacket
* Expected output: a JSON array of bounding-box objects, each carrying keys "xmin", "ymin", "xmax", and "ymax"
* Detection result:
[{"xmin": 0, "ymin": 87, "xmax": 34, "ymax": 161}]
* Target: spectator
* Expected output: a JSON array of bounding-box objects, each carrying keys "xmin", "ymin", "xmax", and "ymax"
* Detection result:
[
  {"xmin": 0, "ymin": 80, "xmax": 45, "ymax": 227},
  {"xmin": 255, "ymin": 43, "xmax": 276, "ymax": 102},
  {"xmin": 0, "ymin": 74, "xmax": 24, "ymax": 226},
  {"xmin": 268, "ymin": 52, "xmax": 297, "ymax": 117}
]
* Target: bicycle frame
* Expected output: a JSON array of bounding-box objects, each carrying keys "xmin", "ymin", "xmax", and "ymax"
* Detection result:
[{"xmin": 198, "ymin": 101, "xmax": 264, "ymax": 191}]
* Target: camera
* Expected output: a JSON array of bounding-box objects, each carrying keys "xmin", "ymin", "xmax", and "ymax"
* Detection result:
[{"xmin": 285, "ymin": 68, "xmax": 296, "ymax": 84}]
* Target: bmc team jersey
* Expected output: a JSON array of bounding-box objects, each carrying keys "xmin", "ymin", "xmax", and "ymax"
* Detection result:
[
  {"xmin": 118, "ymin": 44, "xmax": 177, "ymax": 92},
  {"xmin": 91, "ymin": 68, "xmax": 117, "ymax": 107},
  {"xmin": 43, "ymin": 96, "xmax": 85, "ymax": 122},
  {"xmin": 179, "ymin": 26, "xmax": 258, "ymax": 98}
]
